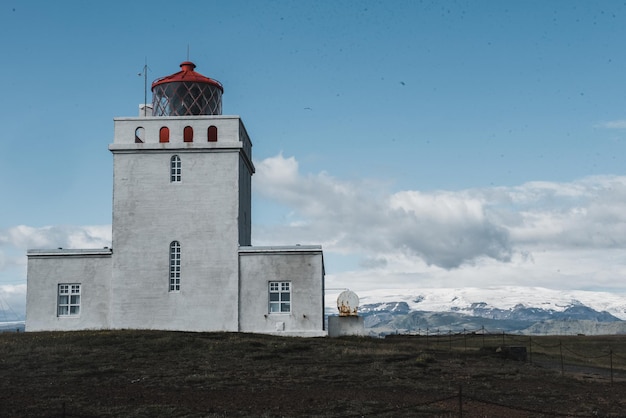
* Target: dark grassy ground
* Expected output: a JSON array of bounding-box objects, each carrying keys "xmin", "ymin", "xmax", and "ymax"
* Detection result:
[{"xmin": 1, "ymin": 330, "xmax": 625, "ymax": 417}]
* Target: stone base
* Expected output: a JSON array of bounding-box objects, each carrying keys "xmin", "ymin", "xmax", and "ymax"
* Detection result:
[{"xmin": 328, "ymin": 316, "xmax": 365, "ymax": 337}]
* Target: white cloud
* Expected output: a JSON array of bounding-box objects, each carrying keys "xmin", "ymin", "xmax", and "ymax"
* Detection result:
[
  {"xmin": 255, "ymin": 154, "xmax": 512, "ymax": 268},
  {"xmin": 0, "ymin": 284, "xmax": 26, "ymax": 320},
  {"xmin": 254, "ymin": 154, "xmax": 626, "ymax": 292},
  {"xmin": 0, "ymin": 225, "xmax": 111, "ymax": 252},
  {"xmin": 597, "ymin": 120, "xmax": 626, "ymax": 129},
  {"xmin": 0, "ymin": 224, "xmax": 111, "ymax": 277}
]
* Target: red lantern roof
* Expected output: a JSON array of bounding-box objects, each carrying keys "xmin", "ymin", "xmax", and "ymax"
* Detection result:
[{"xmin": 151, "ymin": 61, "xmax": 223, "ymax": 93}]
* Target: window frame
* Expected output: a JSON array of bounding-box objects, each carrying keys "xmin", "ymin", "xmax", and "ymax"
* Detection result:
[
  {"xmin": 269, "ymin": 281, "xmax": 291, "ymax": 313},
  {"xmin": 169, "ymin": 241, "xmax": 181, "ymax": 292},
  {"xmin": 58, "ymin": 283, "xmax": 81, "ymax": 317},
  {"xmin": 170, "ymin": 155, "xmax": 181, "ymax": 183}
]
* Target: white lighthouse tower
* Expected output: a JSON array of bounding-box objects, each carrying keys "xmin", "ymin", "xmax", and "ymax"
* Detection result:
[
  {"xmin": 108, "ymin": 62, "xmax": 253, "ymax": 331},
  {"xmin": 26, "ymin": 62, "xmax": 326, "ymax": 336}
]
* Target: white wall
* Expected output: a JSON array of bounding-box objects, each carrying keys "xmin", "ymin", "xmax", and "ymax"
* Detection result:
[
  {"xmin": 238, "ymin": 246, "xmax": 326, "ymax": 336},
  {"xmin": 108, "ymin": 116, "xmax": 253, "ymax": 331},
  {"xmin": 26, "ymin": 250, "xmax": 112, "ymax": 331}
]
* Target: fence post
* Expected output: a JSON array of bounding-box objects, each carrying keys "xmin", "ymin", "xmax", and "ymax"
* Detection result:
[
  {"xmin": 559, "ymin": 341, "xmax": 564, "ymax": 377},
  {"xmin": 449, "ymin": 330, "xmax": 452, "ymax": 351},
  {"xmin": 610, "ymin": 349, "xmax": 614, "ymax": 385},
  {"xmin": 463, "ymin": 328, "xmax": 467, "ymax": 351},
  {"xmin": 458, "ymin": 385, "xmax": 463, "ymax": 418},
  {"xmin": 426, "ymin": 328, "xmax": 429, "ymax": 348},
  {"xmin": 502, "ymin": 331, "xmax": 505, "ymax": 345},
  {"xmin": 481, "ymin": 326, "xmax": 485, "ymax": 348},
  {"xmin": 528, "ymin": 336, "xmax": 532, "ymax": 364}
]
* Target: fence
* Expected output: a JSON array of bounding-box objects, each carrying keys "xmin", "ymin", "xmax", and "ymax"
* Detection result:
[
  {"xmin": 359, "ymin": 385, "xmax": 603, "ymax": 417},
  {"xmin": 387, "ymin": 326, "xmax": 626, "ymax": 384},
  {"xmin": 379, "ymin": 329, "xmax": 626, "ymax": 416}
]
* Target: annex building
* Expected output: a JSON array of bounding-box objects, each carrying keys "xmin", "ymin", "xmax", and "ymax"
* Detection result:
[{"xmin": 26, "ymin": 62, "xmax": 326, "ymax": 336}]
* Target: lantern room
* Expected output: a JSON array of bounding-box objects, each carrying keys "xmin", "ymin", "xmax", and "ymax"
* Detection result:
[{"xmin": 151, "ymin": 61, "xmax": 223, "ymax": 116}]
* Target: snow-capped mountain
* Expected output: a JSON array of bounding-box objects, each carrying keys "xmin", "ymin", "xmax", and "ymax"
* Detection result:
[
  {"xmin": 357, "ymin": 287, "xmax": 626, "ymax": 319},
  {"xmin": 326, "ymin": 287, "xmax": 626, "ymax": 336}
]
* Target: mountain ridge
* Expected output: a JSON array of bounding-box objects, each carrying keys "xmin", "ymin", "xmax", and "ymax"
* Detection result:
[{"xmin": 329, "ymin": 286, "xmax": 626, "ymax": 336}]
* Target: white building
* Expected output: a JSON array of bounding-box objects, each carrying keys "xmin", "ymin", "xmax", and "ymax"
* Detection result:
[{"xmin": 26, "ymin": 62, "xmax": 326, "ymax": 336}]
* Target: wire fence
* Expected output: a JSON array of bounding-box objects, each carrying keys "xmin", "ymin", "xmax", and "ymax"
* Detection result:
[
  {"xmin": 379, "ymin": 328, "xmax": 626, "ymax": 416},
  {"xmin": 387, "ymin": 326, "xmax": 626, "ymax": 385},
  {"xmin": 386, "ymin": 386, "xmax": 598, "ymax": 417},
  {"xmin": 50, "ymin": 385, "xmax": 615, "ymax": 418}
]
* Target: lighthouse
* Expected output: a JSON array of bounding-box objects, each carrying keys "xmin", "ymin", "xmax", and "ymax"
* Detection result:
[
  {"xmin": 108, "ymin": 61, "xmax": 254, "ymax": 331},
  {"xmin": 151, "ymin": 61, "xmax": 223, "ymax": 116},
  {"xmin": 26, "ymin": 61, "xmax": 326, "ymax": 336}
]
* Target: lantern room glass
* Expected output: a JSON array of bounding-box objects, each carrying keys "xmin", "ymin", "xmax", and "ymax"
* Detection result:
[{"xmin": 152, "ymin": 81, "xmax": 222, "ymax": 116}]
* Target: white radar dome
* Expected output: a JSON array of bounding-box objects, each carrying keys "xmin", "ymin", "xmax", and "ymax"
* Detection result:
[{"xmin": 337, "ymin": 290, "xmax": 359, "ymax": 316}]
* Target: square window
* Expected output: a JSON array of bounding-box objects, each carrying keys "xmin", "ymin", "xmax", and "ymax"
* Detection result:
[
  {"xmin": 58, "ymin": 283, "xmax": 80, "ymax": 317},
  {"xmin": 268, "ymin": 281, "xmax": 291, "ymax": 314}
]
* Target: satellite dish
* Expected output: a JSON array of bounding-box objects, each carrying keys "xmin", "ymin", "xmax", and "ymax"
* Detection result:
[{"xmin": 337, "ymin": 290, "xmax": 359, "ymax": 316}]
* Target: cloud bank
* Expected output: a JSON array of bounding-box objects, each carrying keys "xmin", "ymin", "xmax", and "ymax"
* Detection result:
[
  {"xmin": 255, "ymin": 155, "xmax": 511, "ymax": 268},
  {"xmin": 254, "ymin": 154, "xmax": 626, "ymax": 293}
]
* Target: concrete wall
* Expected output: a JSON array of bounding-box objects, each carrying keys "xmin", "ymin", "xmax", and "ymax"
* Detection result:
[
  {"xmin": 108, "ymin": 116, "xmax": 253, "ymax": 332},
  {"xmin": 238, "ymin": 156, "xmax": 252, "ymax": 246},
  {"xmin": 26, "ymin": 250, "xmax": 112, "ymax": 331},
  {"xmin": 112, "ymin": 115, "xmax": 249, "ymax": 148},
  {"xmin": 328, "ymin": 316, "xmax": 365, "ymax": 337},
  {"xmin": 238, "ymin": 246, "xmax": 326, "ymax": 336},
  {"xmin": 109, "ymin": 151, "xmax": 241, "ymax": 331}
]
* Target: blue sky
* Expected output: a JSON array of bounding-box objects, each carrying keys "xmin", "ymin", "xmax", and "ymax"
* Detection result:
[{"xmin": 3, "ymin": 0, "xmax": 626, "ymax": 317}]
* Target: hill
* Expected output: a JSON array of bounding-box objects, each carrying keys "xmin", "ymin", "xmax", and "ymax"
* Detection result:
[{"xmin": 1, "ymin": 330, "xmax": 626, "ymax": 417}]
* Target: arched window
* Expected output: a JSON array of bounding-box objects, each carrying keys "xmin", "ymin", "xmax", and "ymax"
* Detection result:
[
  {"xmin": 169, "ymin": 241, "xmax": 181, "ymax": 292},
  {"xmin": 134, "ymin": 127, "xmax": 145, "ymax": 143},
  {"xmin": 208, "ymin": 125, "xmax": 218, "ymax": 142},
  {"xmin": 159, "ymin": 126, "xmax": 170, "ymax": 143},
  {"xmin": 170, "ymin": 155, "xmax": 181, "ymax": 182},
  {"xmin": 183, "ymin": 126, "xmax": 193, "ymax": 142}
]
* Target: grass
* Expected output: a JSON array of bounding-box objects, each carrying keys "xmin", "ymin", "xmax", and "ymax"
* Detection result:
[{"xmin": 1, "ymin": 330, "xmax": 626, "ymax": 417}]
